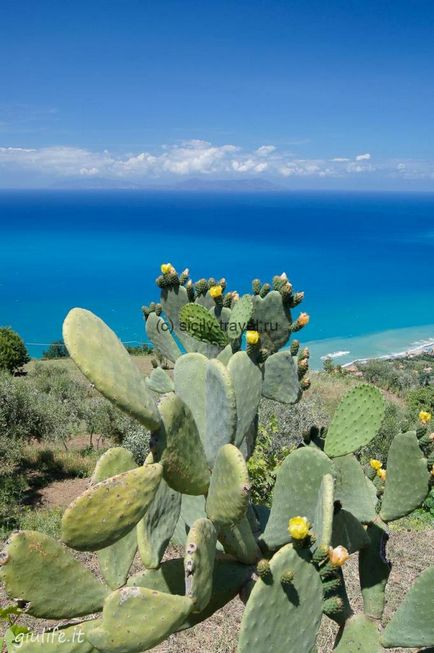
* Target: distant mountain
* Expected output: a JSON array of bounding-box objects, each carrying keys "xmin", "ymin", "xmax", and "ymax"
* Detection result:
[{"xmin": 172, "ymin": 177, "xmax": 285, "ymax": 192}]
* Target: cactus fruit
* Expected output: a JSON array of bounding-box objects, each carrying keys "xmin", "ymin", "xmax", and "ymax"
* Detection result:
[{"xmin": 2, "ymin": 266, "xmax": 432, "ymax": 653}]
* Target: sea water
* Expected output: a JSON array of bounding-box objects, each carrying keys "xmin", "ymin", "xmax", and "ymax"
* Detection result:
[{"xmin": 0, "ymin": 190, "xmax": 433, "ymax": 367}]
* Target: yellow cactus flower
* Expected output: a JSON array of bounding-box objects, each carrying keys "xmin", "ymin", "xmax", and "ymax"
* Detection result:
[
  {"xmin": 209, "ymin": 284, "xmax": 223, "ymax": 299},
  {"xmin": 419, "ymin": 410, "xmax": 432, "ymax": 424},
  {"xmin": 288, "ymin": 516, "xmax": 310, "ymax": 540},
  {"xmin": 161, "ymin": 263, "xmax": 173, "ymax": 275},
  {"xmin": 246, "ymin": 330, "xmax": 260, "ymax": 345},
  {"xmin": 298, "ymin": 313, "xmax": 310, "ymax": 327},
  {"xmin": 328, "ymin": 545, "xmax": 350, "ymax": 567},
  {"xmin": 369, "ymin": 459, "xmax": 383, "ymax": 471},
  {"xmin": 377, "ymin": 468, "xmax": 387, "ymax": 481}
]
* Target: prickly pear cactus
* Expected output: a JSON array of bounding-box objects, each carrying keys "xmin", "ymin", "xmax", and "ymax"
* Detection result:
[{"xmin": 1, "ymin": 265, "xmax": 433, "ymax": 653}]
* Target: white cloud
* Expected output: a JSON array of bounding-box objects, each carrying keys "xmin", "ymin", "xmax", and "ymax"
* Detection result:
[{"xmin": 0, "ymin": 140, "xmax": 432, "ymax": 186}]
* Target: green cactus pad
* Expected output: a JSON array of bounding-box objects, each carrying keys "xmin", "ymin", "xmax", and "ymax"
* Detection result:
[
  {"xmin": 324, "ymin": 384, "xmax": 385, "ymax": 458},
  {"xmin": 312, "ymin": 473, "xmax": 334, "ymax": 551},
  {"xmin": 61, "ymin": 464, "xmax": 162, "ymax": 550},
  {"xmin": 160, "ymin": 283, "xmax": 189, "ymax": 345},
  {"xmin": 218, "ymin": 516, "xmax": 261, "ymax": 564},
  {"xmin": 184, "ymin": 518, "xmax": 217, "ymax": 611},
  {"xmin": 381, "ymin": 564, "xmax": 434, "ymax": 648},
  {"xmin": 0, "ymin": 531, "xmax": 109, "ymax": 619},
  {"xmin": 238, "ymin": 544, "xmax": 323, "ymax": 653},
  {"xmin": 334, "ymin": 614, "xmax": 381, "ymax": 653},
  {"xmin": 261, "ymin": 447, "xmax": 332, "ymax": 550},
  {"xmin": 128, "ymin": 557, "xmax": 251, "ymax": 631},
  {"xmin": 63, "ymin": 308, "xmax": 160, "ymax": 430},
  {"xmin": 145, "ymin": 366, "xmax": 175, "ymax": 394},
  {"xmin": 179, "ymin": 302, "xmax": 228, "ymax": 347},
  {"xmin": 174, "ymin": 352, "xmax": 207, "ymax": 444},
  {"xmin": 227, "ymin": 351, "xmax": 263, "ymax": 446},
  {"xmin": 8, "ymin": 620, "xmax": 101, "ymax": 653},
  {"xmin": 206, "ymin": 444, "xmax": 250, "ymax": 526},
  {"xmin": 380, "ymin": 431, "xmax": 430, "ymax": 522},
  {"xmin": 145, "ymin": 312, "xmax": 181, "ymax": 363},
  {"xmin": 227, "ymin": 295, "xmax": 253, "ymax": 340},
  {"xmin": 331, "ymin": 509, "xmax": 369, "ymax": 553},
  {"xmin": 251, "ymin": 290, "xmax": 292, "ymax": 352},
  {"xmin": 210, "ymin": 305, "xmax": 232, "ymax": 332},
  {"xmin": 181, "ymin": 493, "xmax": 208, "ymax": 526},
  {"xmin": 92, "ymin": 447, "xmax": 139, "ymax": 589},
  {"xmin": 217, "ymin": 343, "xmax": 234, "ymax": 365},
  {"xmin": 87, "ymin": 587, "xmax": 194, "ymax": 653},
  {"xmin": 152, "ymin": 393, "xmax": 210, "ymax": 495},
  {"xmin": 359, "ymin": 520, "xmax": 391, "ymax": 620},
  {"xmin": 262, "ymin": 351, "xmax": 302, "ymax": 404},
  {"xmin": 205, "ymin": 359, "xmax": 237, "ymax": 466},
  {"xmin": 333, "ymin": 454, "xmax": 378, "ymax": 523},
  {"xmin": 137, "ymin": 476, "xmax": 181, "ymax": 569}
]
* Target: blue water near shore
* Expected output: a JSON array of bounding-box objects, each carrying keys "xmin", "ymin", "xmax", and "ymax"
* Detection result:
[{"xmin": 0, "ymin": 190, "xmax": 433, "ymax": 367}]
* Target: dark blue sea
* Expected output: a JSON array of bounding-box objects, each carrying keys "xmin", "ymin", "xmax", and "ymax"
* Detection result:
[{"xmin": 1, "ymin": 190, "xmax": 433, "ymax": 368}]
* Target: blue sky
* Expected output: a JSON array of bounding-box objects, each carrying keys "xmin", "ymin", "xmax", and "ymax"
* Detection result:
[{"xmin": 1, "ymin": 0, "xmax": 434, "ymax": 189}]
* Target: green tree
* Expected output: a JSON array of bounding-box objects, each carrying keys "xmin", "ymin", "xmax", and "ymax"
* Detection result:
[
  {"xmin": 0, "ymin": 327, "xmax": 30, "ymax": 374},
  {"xmin": 42, "ymin": 339, "xmax": 69, "ymax": 359}
]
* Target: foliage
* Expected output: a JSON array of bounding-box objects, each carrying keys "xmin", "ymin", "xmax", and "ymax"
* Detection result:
[
  {"xmin": 360, "ymin": 400, "xmax": 411, "ymax": 464},
  {"xmin": 406, "ymin": 385, "xmax": 434, "ymax": 417},
  {"xmin": 125, "ymin": 343, "xmax": 153, "ymax": 355},
  {"xmin": 0, "ymin": 326, "xmax": 30, "ymax": 374},
  {"xmin": 247, "ymin": 415, "xmax": 292, "ymax": 506},
  {"xmin": 42, "ymin": 339, "xmax": 69, "ymax": 359}
]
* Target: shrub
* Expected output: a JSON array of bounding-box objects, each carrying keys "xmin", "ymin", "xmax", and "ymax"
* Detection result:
[
  {"xmin": 406, "ymin": 385, "xmax": 434, "ymax": 418},
  {"xmin": 42, "ymin": 339, "xmax": 69, "ymax": 359},
  {"xmin": 0, "ymin": 327, "xmax": 30, "ymax": 374},
  {"xmin": 247, "ymin": 416, "xmax": 292, "ymax": 506},
  {"xmin": 125, "ymin": 343, "xmax": 153, "ymax": 356}
]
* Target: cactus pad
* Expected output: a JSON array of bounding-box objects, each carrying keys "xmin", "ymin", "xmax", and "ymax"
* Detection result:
[
  {"xmin": 61, "ymin": 464, "xmax": 162, "ymax": 550},
  {"xmin": 174, "ymin": 352, "xmax": 207, "ymax": 444},
  {"xmin": 237, "ymin": 544, "xmax": 323, "ymax": 653},
  {"xmin": 145, "ymin": 312, "xmax": 181, "ymax": 363},
  {"xmin": 359, "ymin": 520, "xmax": 391, "ymax": 620},
  {"xmin": 205, "ymin": 359, "xmax": 237, "ymax": 466},
  {"xmin": 184, "ymin": 518, "xmax": 217, "ymax": 611},
  {"xmin": 0, "ymin": 531, "xmax": 109, "ymax": 618},
  {"xmin": 324, "ymin": 384, "xmax": 385, "ymax": 458},
  {"xmin": 333, "ymin": 454, "xmax": 378, "ymax": 523},
  {"xmin": 217, "ymin": 343, "xmax": 234, "ymax": 365},
  {"xmin": 128, "ymin": 557, "xmax": 251, "ymax": 631},
  {"xmin": 227, "ymin": 295, "xmax": 253, "ymax": 340},
  {"xmin": 137, "ymin": 476, "xmax": 181, "ymax": 569},
  {"xmin": 381, "ymin": 564, "xmax": 434, "ymax": 648},
  {"xmin": 218, "ymin": 516, "xmax": 261, "ymax": 564},
  {"xmin": 334, "ymin": 614, "xmax": 381, "ymax": 653},
  {"xmin": 251, "ymin": 290, "xmax": 292, "ymax": 352},
  {"xmin": 228, "ymin": 351, "xmax": 263, "ymax": 446},
  {"xmin": 179, "ymin": 302, "xmax": 228, "ymax": 347},
  {"xmin": 206, "ymin": 444, "xmax": 250, "ymax": 526},
  {"xmin": 152, "ymin": 393, "xmax": 210, "ymax": 495},
  {"xmin": 92, "ymin": 447, "xmax": 139, "ymax": 589},
  {"xmin": 380, "ymin": 431, "xmax": 430, "ymax": 522},
  {"xmin": 261, "ymin": 447, "xmax": 332, "ymax": 550},
  {"xmin": 262, "ymin": 351, "xmax": 301, "ymax": 404},
  {"xmin": 312, "ymin": 473, "xmax": 334, "ymax": 551},
  {"xmin": 87, "ymin": 587, "xmax": 194, "ymax": 653},
  {"xmin": 146, "ymin": 366, "xmax": 175, "ymax": 394},
  {"xmin": 331, "ymin": 509, "xmax": 369, "ymax": 553},
  {"xmin": 63, "ymin": 308, "xmax": 160, "ymax": 430}
]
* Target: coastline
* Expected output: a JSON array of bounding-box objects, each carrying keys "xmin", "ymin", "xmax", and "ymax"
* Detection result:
[{"xmin": 303, "ymin": 324, "xmax": 434, "ymax": 370}]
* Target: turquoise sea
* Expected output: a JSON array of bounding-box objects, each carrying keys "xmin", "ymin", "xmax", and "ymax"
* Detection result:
[{"xmin": 0, "ymin": 190, "xmax": 433, "ymax": 368}]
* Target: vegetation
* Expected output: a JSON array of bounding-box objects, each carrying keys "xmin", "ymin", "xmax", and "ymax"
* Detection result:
[
  {"xmin": 0, "ymin": 327, "xmax": 29, "ymax": 374},
  {"xmin": 42, "ymin": 339, "xmax": 69, "ymax": 359},
  {"xmin": 1, "ymin": 266, "xmax": 432, "ymax": 653}
]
